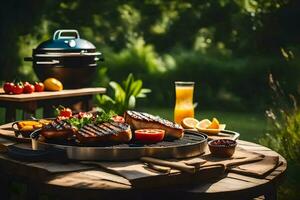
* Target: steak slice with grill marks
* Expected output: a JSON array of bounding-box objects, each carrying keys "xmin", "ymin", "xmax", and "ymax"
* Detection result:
[
  {"xmin": 40, "ymin": 119, "xmax": 75, "ymax": 140},
  {"xmin": 124, "ymin": 110, "xmax": 184, "ymax": 139},
  {"xmin": 74, "ymin": 122, "xmax": 132, "ymax": 144}
]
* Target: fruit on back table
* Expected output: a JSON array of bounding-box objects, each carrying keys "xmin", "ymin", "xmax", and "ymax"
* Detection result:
[
  {"xmin": 44, "ymin": 78, "xmax": 63, "ymax": 91},
  {"xmin": 23, "ymin": 82, "xmax": 35, "ymax": 93},
  {"xmin": 3, "ymin": 82, "xmax": 14, "ymax": 94},
  {"xmin": 34, "ymin": 82, "xmax": 44, "ymax": 92}
]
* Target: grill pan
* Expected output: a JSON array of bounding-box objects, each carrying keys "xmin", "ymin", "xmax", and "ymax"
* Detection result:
[{"xmin": 33, "ymin": 131, "xmax": 207, "ymax": 161}]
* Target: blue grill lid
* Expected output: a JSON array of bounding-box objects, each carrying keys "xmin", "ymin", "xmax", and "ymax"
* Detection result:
[{"xmin": 36, "ymin": 29, "xmax": 95, "ymax": 50}]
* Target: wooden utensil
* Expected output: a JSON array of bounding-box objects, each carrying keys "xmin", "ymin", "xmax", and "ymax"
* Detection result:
[
  {"xmin": 145, "ymin": 163, "xmax": 171, "ymax": 173},
  {"xmin": 141, "ymin": 157, "xmax": 196, "ymax": 173}
]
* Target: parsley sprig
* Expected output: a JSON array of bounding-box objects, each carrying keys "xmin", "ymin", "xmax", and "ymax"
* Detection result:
[{"xmin": 65, "ymin": 111, "xmax": 115, "ymax": 129}]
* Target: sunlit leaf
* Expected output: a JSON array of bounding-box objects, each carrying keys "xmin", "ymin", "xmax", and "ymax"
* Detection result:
[
  {"xmin": 109, "ymin": 81, "xmax": 125, "ymax": 103},
  {"xmin": 128, "ymin": 95, "xmax": 136, "ymax": 109}
]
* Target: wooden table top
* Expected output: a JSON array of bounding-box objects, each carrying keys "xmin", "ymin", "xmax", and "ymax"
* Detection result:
[
  {"xmin": 0, "ymin": 87, "xmax": 106, "ymax": 102},
  {"xmin": 0, "ymin": 132, "xmax": 287, "ymax": 199}
]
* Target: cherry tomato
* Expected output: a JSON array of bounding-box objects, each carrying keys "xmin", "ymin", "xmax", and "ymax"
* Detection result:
[
  {"xmin": 76, "ymin": 112, "xmax": 93, "ymax": 119},
  {"xmin": 135, "ymin": 129, "xmax": 165, "ymax": 143},
  {"xmin": 23, "ymin": 83, "xmax": 35, "ymax": 93},
  {"xmin": 57, "ymin": 116, "xmax": 69, "ymax": 121},
  {"xmin": 12, "ymin": 83, "xmax": 24, "ymax": 94},
  {"xmin": 3, "ymin": 82, "xmax": 14, "ymax": 94},
  {"xmin": 112, "ymin": 115, "xmax": 125, "ymax": 123},
  {"xmin": 59, "ymin": 108, "xmax": 73, "ymax": 118},
  {"xmin": 34, "ymin": 82, "xmax": 44, "ymax": 92}
]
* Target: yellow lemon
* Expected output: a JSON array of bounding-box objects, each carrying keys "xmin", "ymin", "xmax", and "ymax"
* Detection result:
[
  {"xmin": 207, "ymin": 118, "xmax": 219, "ymax": 129},
  {"xmin": 181, "ymin": 117, "xmax": 199, "ymax": 129},
  {"xmin": 44, "ymin": 78, "xmax": 63, "ymax": 91},
  {"xmin": 196, "ymin": 119, "xmax": 212, "ymax": 129}
]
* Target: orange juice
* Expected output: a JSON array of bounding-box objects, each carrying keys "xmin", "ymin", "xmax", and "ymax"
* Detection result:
[{"xmin": 174, "ymin": 82, "xmax": 194, "ymax": 124}]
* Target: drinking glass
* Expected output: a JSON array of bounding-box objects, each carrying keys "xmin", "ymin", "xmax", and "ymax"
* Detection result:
[{"xmin": 174, "ymin": 81, "xmax": 195, "ymax": 124}]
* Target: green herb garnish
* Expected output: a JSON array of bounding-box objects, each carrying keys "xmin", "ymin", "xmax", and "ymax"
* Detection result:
[
  {"xmin": 94, "ymin": 111, "xmax": 115, "ymax": 124},
  {"xmin": 66, "ymin": 111, "xmax": 116, "ymax": 129}
]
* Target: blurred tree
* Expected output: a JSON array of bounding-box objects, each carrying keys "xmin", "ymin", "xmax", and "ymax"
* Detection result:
[{"xmin": 0, "ymin": 0, "xmax": 299, "ymax": 110}]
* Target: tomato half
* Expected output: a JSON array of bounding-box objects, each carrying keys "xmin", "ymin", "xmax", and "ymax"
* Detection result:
[
  {"xmin": 59, "ymin": 108, "xmax": 73, "ymax": 118},
  {"xmin": 76, "ymin": 112, "xmax": 93, "ymax": 119},
  {"xmin": 134, "ymin": 129, "xmax": 165, "ymax": 143},
  {"xmin": 112, "ymin": 115, "xmax": 125, "ymax": 123}
]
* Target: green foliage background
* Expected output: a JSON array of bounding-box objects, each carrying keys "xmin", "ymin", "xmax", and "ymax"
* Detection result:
[
  {"xmin": 1, "ymin": 1, "xmax": 300, "ymax": 199},
  {"xmin": 1, "ymin": 0, "xmax": 299, "ymax": 111}
]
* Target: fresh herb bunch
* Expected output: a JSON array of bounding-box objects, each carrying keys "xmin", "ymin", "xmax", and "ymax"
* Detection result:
[
  {"xmin": 94, "ymin": 111, "xmax": 115, "ymax": 124},
  {"xmin": 66, "ymin": 111, "xmax": 115, "ymax": 129},
  {"xmin": 66, "ymin": 115, "xmax": 93, "ymax": 129},
  {"xmin": 96, "ymin": 73, "xmax": 151, "ymax": 115}
]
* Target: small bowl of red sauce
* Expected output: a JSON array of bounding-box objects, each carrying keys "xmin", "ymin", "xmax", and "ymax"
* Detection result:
[{"xmin": 208, "ymin": 139, "xmax": 237, "ymax": 158}]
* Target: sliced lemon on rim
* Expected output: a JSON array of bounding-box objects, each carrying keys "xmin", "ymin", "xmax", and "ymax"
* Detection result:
[
  {"xmin": 207, "ymin": 118, "xmax": 219, "ymax": 129},
  {"xmin": 197, "ymin": 119, "xmax": 211, "ymax": 129},
  {"xmin": 181, "ymin": 117, "xmax": 199, "ymax": 129},
  {"xmin": 195, "ymin": 118, "xmax": 226, "ymax": 134}
]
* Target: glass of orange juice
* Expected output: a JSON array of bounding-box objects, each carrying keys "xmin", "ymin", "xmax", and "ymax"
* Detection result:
[{"xmin": 174, "ymin": 81, "xmax": 195, "ymax": 124}]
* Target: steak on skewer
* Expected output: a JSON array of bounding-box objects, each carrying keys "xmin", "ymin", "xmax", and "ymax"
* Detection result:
[{"xmin": 124, "ymin": 110, "xmax": 184, "ymax": 139}]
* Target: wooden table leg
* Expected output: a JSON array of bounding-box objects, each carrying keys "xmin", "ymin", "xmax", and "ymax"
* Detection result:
[
  {"xmin": 43, "ymin": 104, "xmax": 54, "ymax": 118},
  {"xmin": 22, "ymin": 102, "xmax": 37, "ymax": 120},
  {"xmin": 83, "ymin": 95, "xmax": 93, "ymax": 111},
  {"xmin": 0, "ymin": 173, "xmax": 10, "ymax": 199},
  {"xmin": 264, "ymin": 185, "xmax": 277, "ymax": 200},
  {"xmin": 5, "ymin": 104, "xmax": 16, "ymax": 123}
]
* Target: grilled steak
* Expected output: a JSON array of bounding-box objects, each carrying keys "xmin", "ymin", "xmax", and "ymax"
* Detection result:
[
  {"xmin": 40, "ymin": 119, "xmax": 75, "ymax": 139},
  {"xmin": 124, "ymin": 110, "xmax": 184, "ymax": 139},
  {"xmin": 74, "ymin": 122, "xmax": 132, "ymax": 144}
]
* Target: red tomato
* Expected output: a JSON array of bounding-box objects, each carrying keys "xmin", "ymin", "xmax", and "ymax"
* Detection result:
[
  {"xmin": 112, "ymin": 115, "xmax": 125, "ymax": 123},
  {"xmin": 34, "ymin": 82, "xmax": 44, "ymax": 92},
  {"xmin": 135, "ymin": 129, "xmax": 165, "ymax": 143},
  {"xmin": 12, "ymin": 83, "xmax": 24, "ymax": 94},
  {"xmin": 77, "ymin": 112, "xmax": 93, "ymax": 119},
  {"xmin": 23, "ymin": 83, "xmax": 35, "ymax": 93},
  {"xmin": 59, "ymin": 108, "xmax": 73, "ymax": 118},
  {"xmin": 3, "ymin": 82, "xmax": 14, "ymax": 94}
]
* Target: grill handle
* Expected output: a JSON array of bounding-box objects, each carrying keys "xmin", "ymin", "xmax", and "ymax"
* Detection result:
[
  {"xmin": 53, "ymin": 29, "xmax": 80, "ymax": 40},
  {"xmin": 36, "ymin": 60, "xmax": 60, "ymax": 65},
  {"xmin": 34, "ymin": 52, "xmax": 102, "ymax": 57}
]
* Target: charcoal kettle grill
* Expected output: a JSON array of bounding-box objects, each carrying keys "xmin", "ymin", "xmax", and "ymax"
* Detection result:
[{"xmin": 24, "ymin": 29, "xmax": 104, "ymax": 88}]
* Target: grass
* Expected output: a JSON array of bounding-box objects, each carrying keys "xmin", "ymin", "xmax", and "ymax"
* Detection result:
[
  {"xmin": 140, "ymin": 107, "xmax": 267, "ymax": 142},
  {"xmin": 0, "ymin": 106, "xmax": 267, "ymax": 142}
]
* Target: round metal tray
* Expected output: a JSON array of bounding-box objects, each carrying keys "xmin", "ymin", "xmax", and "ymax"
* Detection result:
[{"xmin": 33, "ymin": 131, "xmax": 207, "ymax": 161}]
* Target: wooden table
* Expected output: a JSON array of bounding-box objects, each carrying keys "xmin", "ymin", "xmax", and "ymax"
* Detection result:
[
  {"xmin": 0, "ymin": 135, "xmax": 286, "ymax": 200},
  {"xmin": 0, "ymin": 87, "xmax": 106, "ymax": 122}
]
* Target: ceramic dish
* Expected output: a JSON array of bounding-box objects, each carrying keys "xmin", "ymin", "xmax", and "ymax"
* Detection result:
[{"xmin": 208, "ymin": 139, "xmax": 237, "ymax": 157}]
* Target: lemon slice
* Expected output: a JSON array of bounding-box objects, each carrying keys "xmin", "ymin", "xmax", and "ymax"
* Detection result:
[
  {"xmin": 181, "ymin": 117, "xmax": 199, "ymax": 129},
  {"xmin": 197, "ymin": 119, "xmax": 211, "ymax": 129},
  {"xmin": 207, "ymin": 118, "xmax": 219, "ymax": 129},
  {"xmin": 196, "ymin": 118, "xmax": 226, "ymax": 135},
  {"xmin": 219, "ymin": 124, "xmax": 226, "ymax": 130}
]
